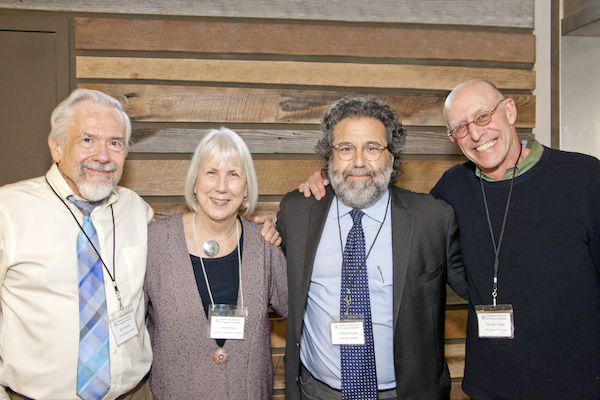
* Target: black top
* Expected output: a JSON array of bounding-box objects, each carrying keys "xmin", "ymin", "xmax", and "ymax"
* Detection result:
[
  {"xmin": 191, "ymin": 218, "xmax": 244, "ymax": 347},
  {"xmin": 431, "ymin": 146, "xmax": 600, "ymax": 399}
]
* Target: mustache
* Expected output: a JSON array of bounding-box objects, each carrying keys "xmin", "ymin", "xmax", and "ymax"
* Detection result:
[
  {"xmin": 81, "ymin": 161, "xmax": 118, "ymax": 172},
  {"xmin": 343, "ymin": 168, "xmax": 375, "ymax": 179}
]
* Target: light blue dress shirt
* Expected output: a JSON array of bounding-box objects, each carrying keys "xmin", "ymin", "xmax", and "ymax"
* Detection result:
[{"xmin": 300, "ymin": 190, "xmax": 395, "ymax": 390}]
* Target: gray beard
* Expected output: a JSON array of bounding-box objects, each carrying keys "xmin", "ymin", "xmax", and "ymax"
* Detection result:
[
  {"xmin": 328, "ymin": 157, "xmax": 392, "ymax": 209},
  {"xmin": 76, "ymin": 161, "xmax": 121, "ymax": 201}
]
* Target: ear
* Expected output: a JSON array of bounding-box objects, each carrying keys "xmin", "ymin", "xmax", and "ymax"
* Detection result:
[
  {"xmin": 449, "ymin": 134, "xmax": 458, "ymax": 146},
  {"xmin": 503, "ymin": 98, "xmax": 518, "ymax": 125},
  {"xmin": 48, "ymin": 136, "xmax": 63, "ymax": 164}
]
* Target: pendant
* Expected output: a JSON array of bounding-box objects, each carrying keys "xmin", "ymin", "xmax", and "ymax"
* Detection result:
[
  {"xmin": 203, "ymin": 240, "xmax": 219, "ymax": 257},
  {"xmin": 213, "ymin": 348, "xmax": 229, "ymax": 364}
]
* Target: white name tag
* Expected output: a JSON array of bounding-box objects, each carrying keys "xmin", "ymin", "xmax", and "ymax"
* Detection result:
[
  {"xmin": 475, "ymin": 304, "xmax": 514, "ymax": 339},
  {"xmin": 209, "ymin": 304, "xmax": 248, "ymax": 340},
  {"xmin": 330, "ymin": 318, "xmax": 365, "ymax": 345},
  {"xmin": 109, "ymin": 305, "xmax": 139, "ymax": 346}
]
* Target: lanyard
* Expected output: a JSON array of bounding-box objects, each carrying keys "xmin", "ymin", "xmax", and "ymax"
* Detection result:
[
  {"xmin": 336, "ymin": 190, "xmax": 390, "ymax": 315},
  {"xmin": 192, "ymin": 214, "xmax": 244, "ymax": 309},
  {"xmin": 45, "ymin": 177, "xmax": 123, "ymax": 309},
  {"xmin": 479, "ymin": 145, "xmax": 522, "ymax": 306}
]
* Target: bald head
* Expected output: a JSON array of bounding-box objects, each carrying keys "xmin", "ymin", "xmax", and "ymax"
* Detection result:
[
  {"xmin": 444, "ymin": 79, "xmax": 505, "ymax": 127},
  {"xmin": 443, "ymin": 79, "xmax": 523, "ymax": 181}
]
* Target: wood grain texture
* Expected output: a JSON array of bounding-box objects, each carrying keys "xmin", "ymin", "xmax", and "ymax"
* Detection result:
[
  {"xmin": 120, "ymin": 159, "xmax": 466, "ymax": 196},
  {"xmin": 78, "ymin": 83, "xmax": 537, "ymax": 128},
  {"xmin": 128, "ymin": 128, "xmax": 535, "ymax": 156},
  {"xmin": 75, "ymin": 17, "xmax": 535, "ymax": 64},
  {"xmin": 446, "ymin": 343, "xmax": 466, "ymax": 379},
  {"xmin": 76, "ymin": 57, "xmax": 536, "ymax": 90},
  {"xmin": 445, "ymin": 309, "xmax": 469, "ymax": 340},
  {"xmin": 1, "ymin": 0, "xmax": 535, "ymax": 27}
]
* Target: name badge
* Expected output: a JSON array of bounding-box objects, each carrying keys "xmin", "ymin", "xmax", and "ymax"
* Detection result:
[
  {"xmin": 109, "ymin": 304, "xmax": 139, "ymax": 346},
  {"xmin": 475, "ymin": 304, "xmax": 514, "ymax": 339},
  {"xmin": 209, "ymin": 304, "xmax": 248, "ymax": 340},
  {"xmin": 330, "ymin": 316, "xmax": 365, "ymax": 345}
]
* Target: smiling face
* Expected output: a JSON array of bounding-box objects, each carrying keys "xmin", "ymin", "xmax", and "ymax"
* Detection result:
[
  {"xmin": 49, "ymin": 100, "xmax": 127, "ymax": 201},
  {"xmin": 329, "ymin": 116, "xmax": 392, "ymax": 209},
  {"xmin": 444, "ymin": 80, "xmax": 521, "ymax": 181},
  {"xmin": 193, "ymin": 156, "xmax": 248, "ymax": 224}
]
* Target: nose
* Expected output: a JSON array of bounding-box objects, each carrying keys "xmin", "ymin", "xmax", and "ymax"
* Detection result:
[
  {"xmin": 215, "ymin": 174, "xmax": 228, "ymax": 193},
  {"xmin": 93, "ymin": 143, "xmax": 111, "ymax": 163},
  {"xmin": 466, "ymin": 121, "xmax": 484, "ymax": 141},
  {"xmin": 353, "ymin": 146, "xmax": 366, "ymax": 167}
]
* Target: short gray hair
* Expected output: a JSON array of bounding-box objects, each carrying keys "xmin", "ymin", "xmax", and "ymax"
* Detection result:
[
  {"xmin": 184, "ymin": 127, "xmax": 258, "ymax": 216},
  {"xmin": 316, "ymin": 96, "xmax": 406, "ymax": 185},
  {"xmin": 49, "ymin": 88, "xmax": 131, "ymax": 150}
]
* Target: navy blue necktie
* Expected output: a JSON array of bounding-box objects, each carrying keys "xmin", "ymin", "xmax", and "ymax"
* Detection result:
[
  {"xmin": 69, "ymin": 197, "xmax": 111, "ymax": 400},
  {"xmin": 340, "ymin": 209, "xmax": 378, "ymax": 399}
]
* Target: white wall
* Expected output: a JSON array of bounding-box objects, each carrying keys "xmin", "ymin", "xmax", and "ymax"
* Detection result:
[
  {"xmin": 561, "ymin": 35, "xmax": 600, "ymax": 158},
  {"xmin": 534, "ymin": 0, "xmax": 552, "ymax": 147}
]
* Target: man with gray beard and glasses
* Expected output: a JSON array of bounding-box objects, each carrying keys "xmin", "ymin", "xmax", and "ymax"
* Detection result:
[
  {"xmin": 0, "ymin": 89, "xmax": 154, "ymax": 400},
  {"xmin": 276, "ymin": 97, "xmax": 467, "ymax": 400}
]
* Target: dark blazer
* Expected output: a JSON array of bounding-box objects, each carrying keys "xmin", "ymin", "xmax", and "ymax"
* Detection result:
[{"xmin": 277, "ymin": 186, "xmax": 467, "ymax": 400}]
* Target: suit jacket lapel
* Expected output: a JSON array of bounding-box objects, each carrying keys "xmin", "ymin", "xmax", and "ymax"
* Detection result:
[{"xmin": 390, "ymin": 187, "xmax": 414, "ymax": 332}]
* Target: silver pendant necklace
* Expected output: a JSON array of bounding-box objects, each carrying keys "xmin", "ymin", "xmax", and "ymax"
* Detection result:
[{"xmin": 192, "ymin": 213, "xmax": 237, "ymax": 257}]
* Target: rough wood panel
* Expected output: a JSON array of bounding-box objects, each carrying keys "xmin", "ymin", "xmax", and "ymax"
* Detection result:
[
  {"xmin": 129, "ymin": 128, "xmax": 535, "ymax": 156},
  {"xmin": 75, "ymin": 17, "xmax": 535, "ymax": 64},
  {"xmin": 451, "ymin": 382, "xmax": 471, "ymax": 400},
  {"xmin": 120, "ymin": 159, "xmax": 465, "ymax": 196},
  {"xmin": 76, "ymin": 57, "xmax": 536, "ymax": 90},
  {"xmin": 1, "ymin": 0, "xmax": 535, "ymax": 27},
  {"xmin": 79, "ymin": 84, "xmax": 537, "ymax": 128},
  {"xmin": 272, "ymin": 353, "xmax": 285, "ymax": 390},
  {"xmin": 270, "ymin": 317, "xmax": 287, "ymax": 349},
  {"xmin": 445, "ymin": 309, "xmax": 468, "ymax": 340},
  {"xmin": 446, "ymin": 343, "xmax": 466, "ymax": 379}
]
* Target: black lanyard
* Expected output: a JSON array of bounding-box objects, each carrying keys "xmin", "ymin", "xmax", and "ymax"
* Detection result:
[
  {"xmin": 479, "ymin": 145, "xmax": 523, "ymax": 306},
  {"xmin": 45, "ymin": 177, "xmax": 123, "ymax": 309}
]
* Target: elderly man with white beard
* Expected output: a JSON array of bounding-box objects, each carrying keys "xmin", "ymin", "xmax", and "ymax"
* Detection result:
[
  {"xmin": 0, "ymin": 89, "xmax": 154, "ymax": 400},
  {"xmin": 276, "ymin": 97, "xmax": 467, "ymax": 400}
]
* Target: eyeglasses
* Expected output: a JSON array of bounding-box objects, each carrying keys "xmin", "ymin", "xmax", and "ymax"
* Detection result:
[
  {"xmin": 332, "ymin": 143, "xmax": 388, "ymax": 162},
  {"xmin": 447, "ymin": 99, "xmax": 506, "ymax": 139}
]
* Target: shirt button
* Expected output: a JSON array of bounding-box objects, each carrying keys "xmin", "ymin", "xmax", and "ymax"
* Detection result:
[{"xmin": 296, "ymin": 342, "xmax": 300, "ymax": 349}]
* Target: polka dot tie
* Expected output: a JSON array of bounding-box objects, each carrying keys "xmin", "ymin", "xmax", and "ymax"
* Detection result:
[{"xmin": 340, "ymin": 209, "xmax": 378, "ymax": 400}]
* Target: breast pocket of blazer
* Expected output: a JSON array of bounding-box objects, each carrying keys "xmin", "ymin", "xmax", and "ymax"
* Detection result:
[{"xmin": 408, "ymin": 262, "xmax": 444, "ymax": 289}]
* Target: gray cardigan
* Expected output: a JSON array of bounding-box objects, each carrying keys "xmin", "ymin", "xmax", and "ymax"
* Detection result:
[{"xmin": 145, "ymin": 214, "xmax": 288, "ymax": 399}]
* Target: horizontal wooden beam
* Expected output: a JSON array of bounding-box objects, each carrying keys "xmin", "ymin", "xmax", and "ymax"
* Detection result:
[
  {"xmin": 77, "ymin": 57, "xmax": 536, "ymax": 91},
  {"xmin": 128, "ymin": 128, "xmax": 535, "ymax": 155},
  {"xmin": 75, "ymin": 17, "xmax": 535, "ymax": 64},
  {"xmin": 121, "ymin": 158, "xmax": 466, "ymax": 196},
  {"xmin": 1, "ymin": 1, "xmax": 534, "ymax": 27},
  {"xmin": 78, "ymin": 84, "xmax": 536, "ymax": 128}
]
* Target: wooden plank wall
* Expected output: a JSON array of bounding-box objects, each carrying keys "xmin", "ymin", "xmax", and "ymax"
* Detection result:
[{"xmin": 68, "ymin": 2, "xmax": 536, "ymax": 398}]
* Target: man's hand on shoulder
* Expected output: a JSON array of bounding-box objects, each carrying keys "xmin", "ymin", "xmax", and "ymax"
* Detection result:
[
  {"xmin": 298, "ymin": 171, "xmax": 329, "ymax": 200},
  {"xmin": 251, "ymin": 216, "xmax": 282, "ymax": 246}
]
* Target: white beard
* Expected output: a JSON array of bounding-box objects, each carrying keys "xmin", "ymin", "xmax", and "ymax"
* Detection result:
[
  {"xmin": 76, "ymin": 161, "xmax": 121, "ymax": 201},
  {"xmin": 328, "ymin": 156, "xmax": 392, "ymax": 209}
]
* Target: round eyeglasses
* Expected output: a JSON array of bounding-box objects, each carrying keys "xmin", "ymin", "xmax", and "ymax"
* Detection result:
[
  {"xmin": 447, "ymin": 99, "xmax": 506, "ymax": 139},
  {"xmin": 332, "ymin": 143, "xmax": 388, "ymax": 162}
]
